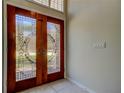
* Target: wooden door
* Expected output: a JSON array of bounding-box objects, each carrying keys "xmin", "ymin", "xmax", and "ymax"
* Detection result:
[
  {"xmin": 47, "ymin": 17, "xmax": 64, "ymax": 82},
  {"xmin": 7, "ymin": 5, "xmax": 64, "ymax": 93}
]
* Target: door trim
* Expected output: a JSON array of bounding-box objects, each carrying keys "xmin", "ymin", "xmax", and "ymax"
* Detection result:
[{"xmin": 7, "ymin": 5, "xmax": 16, "ymax": 93}]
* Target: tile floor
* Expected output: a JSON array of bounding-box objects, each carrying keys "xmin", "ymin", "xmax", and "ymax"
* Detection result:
[{"xmin": 18, "ymin": 79, "xmax": 89, "ymax": 93}]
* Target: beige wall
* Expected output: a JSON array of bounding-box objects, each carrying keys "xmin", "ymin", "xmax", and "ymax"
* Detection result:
[
  {"xmin": 3, "ymin": 0, "xmax": 66, "ymax": 93},
  {"xmin": 67, "ymin": 0, "xmax": 121, "ymax": 93}
]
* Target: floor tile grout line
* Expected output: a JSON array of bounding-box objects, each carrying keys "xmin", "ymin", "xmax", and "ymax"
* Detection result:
[
  {"xmin": 49, "ymin": 85, "xmax": 58, "ymax": 93},
  {"xmin": 48, "ymin": 81, "xmax": 73, "ymax": 93}
]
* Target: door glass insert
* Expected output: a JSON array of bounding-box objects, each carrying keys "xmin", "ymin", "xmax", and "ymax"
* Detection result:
[
  {"xmin": 16, "ymin": 15, "xmax": 36, "ymax": 81},
  {"xmin": 47, "ymin": 22, "xmax": 60, "ymax": 74}
]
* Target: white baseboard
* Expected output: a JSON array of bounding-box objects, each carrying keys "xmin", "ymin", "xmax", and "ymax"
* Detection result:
[{"xmin": 66, "ymin": 77, "xmax": 96, "ymax": 93}]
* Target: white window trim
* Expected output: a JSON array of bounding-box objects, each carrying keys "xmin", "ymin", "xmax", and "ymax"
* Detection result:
[{"xmin": 26, "ymin": 0, "xmax": 64, "ymax": 13}]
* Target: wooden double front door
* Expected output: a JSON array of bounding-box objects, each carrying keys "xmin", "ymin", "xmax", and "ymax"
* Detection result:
[{"xmin": 7, "ymin": 5, "xmax": 64, "ymax": 93}]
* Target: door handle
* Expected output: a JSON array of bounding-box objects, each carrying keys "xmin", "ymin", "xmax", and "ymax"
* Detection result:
[
  {"xmin": 37, "ymin": 49, "xmax": 46, "ymax": 55},
  {"xmin": 41, "ymin": 49, "xmax": 46, "ymax": 55}
]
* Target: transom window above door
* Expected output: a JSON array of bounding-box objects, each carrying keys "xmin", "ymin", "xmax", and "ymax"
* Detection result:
[{"xmin": 27, "ymin": 0, "xmax": 64, "ymax": 12}]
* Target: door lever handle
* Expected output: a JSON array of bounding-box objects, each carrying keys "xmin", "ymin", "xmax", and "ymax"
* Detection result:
[
  {"xmin": 41, "ymin": 49, "xmax": 46, "ymax": 55},
  {"xmin": 37, "ymin": 49, "xmax": 47, "ymax": 55}
]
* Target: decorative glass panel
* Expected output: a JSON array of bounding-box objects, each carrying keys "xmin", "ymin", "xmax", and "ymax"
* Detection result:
[
  {"xmin": 47, "ymin": 22, "xmax": 60, "ymax": 74},
  {"xmin": 16, "ymin": 15, "xmax": 36, "ymax": 81}
]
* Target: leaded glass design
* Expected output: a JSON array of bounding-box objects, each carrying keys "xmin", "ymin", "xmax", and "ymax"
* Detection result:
[
  {"xmin": 16, "ymin": 15, "xmax": 36, "ymax": 81},
  {"xmin": 47, "ymin": 22, "xmax": 60, "ymax": 74}
]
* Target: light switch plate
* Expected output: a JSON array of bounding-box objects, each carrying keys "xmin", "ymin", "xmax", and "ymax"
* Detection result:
[{"xmin": 93, "ymin": 40, "xmax": 106, "ymax": 49}]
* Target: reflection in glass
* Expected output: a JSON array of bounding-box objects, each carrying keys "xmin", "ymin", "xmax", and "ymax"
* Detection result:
[
  {"xmin": 16, "ymin": 15, "xmax": 36, "ymax": 81},
  {"xmin": 47, "ymin": 22, "xmax": 60, "ymax": 74}
]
